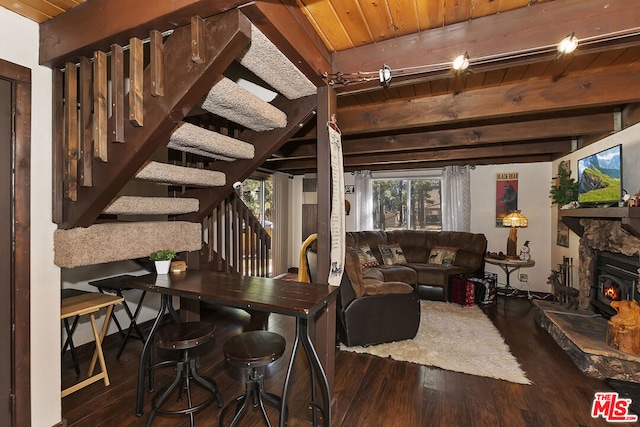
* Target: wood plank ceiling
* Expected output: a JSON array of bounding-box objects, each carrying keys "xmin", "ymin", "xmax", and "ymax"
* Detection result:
[{"xmin": 4, "ymin": 0, "xmax": 640, "ymax": 175}]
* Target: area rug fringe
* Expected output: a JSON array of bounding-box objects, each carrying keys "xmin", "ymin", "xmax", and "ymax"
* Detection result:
[
  {"xmin": 135, "ymin": 161, "xmax": 225, "ymax": 187},
  {"xmin": 54, "ymin": 221, "xmax": 201, "ymax": 268},
  {"xmin": 341, "ymin": 300, "xmax": 531, "ymax": 385},
  {"xmin": 103, "ymin": 196, "xmax": 199, "ymax": 215},
  {"xmin": 168, "ymin": 122, "xmax": 255, "ymax": 161},
  {"xmin": 201, "ymin": 77, "xmax": 287, "ymax": 131},
  {"xmin": 239, "ymin": 25, "xmax": 317, "ymax": 100}
]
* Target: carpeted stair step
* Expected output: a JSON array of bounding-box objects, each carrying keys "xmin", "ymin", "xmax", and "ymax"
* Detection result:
[
  {"xmin": 201, "ymin": 77, "xmax": 287, "ymax": 131},
  {"xmin": 103, "ymin": 196, "xmax": 199, "ymax": 216},
  {"xmin": 135, "ymin": 161, "xmax": 225, "ymax": 187},
  {"xmin": 54, "ymin": 221, "xmax": 202, "ymax": 268},
  {"xmin": 239, "ymin": 25, "xmax": 317, "ymax": 100},
  {"xmin": 167, "ymin": 122, "xmax": 255, "ymax": 161}
]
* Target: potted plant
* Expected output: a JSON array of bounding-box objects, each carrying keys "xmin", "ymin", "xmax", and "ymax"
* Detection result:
[{"xmin": 149, "ymin": 249, "xmax": 176, "ymax": 274}]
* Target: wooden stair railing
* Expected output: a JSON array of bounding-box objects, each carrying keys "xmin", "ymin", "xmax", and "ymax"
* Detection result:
[
  {"xmin": 52, "ymin": 10, "xmax": 252, "ymax": 229},
  {"xmin": 199, "ymin": 192, "xmax": 271, "ymax": 277}
]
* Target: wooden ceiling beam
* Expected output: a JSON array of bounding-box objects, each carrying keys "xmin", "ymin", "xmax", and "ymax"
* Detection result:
[
  {"xmin": 337, "ymin": 61, "xmax": 640, "ymax": 135},
  {"xmin": 239, "ymin": 1, "xmax": 330, "ymax": 86},
  {"xmin": 277, "ymin": 113, "xmax": 614, "ymax": 158},
  {"xmin": 331, "ymin": 0, "xmax": 640, "ymax": 93},
  {"xmin": 271, "ymin": 139, "xmax": 571, "ymax": 172},
  {"xmin": 342, "ymin": 154, "xmax": 556, "ymax": 173},
  {"xmin": 39, "ymin": 0, "xmax": 252, "ymax": 67}
]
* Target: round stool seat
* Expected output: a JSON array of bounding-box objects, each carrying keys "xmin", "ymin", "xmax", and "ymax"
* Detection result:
[
  {"xmin": 157, "ymin": 321, "xmax": 215, "ymax": 351},
  {"xmin": 223, "ymin": 331, "xmax": 286, "ymax": 368}
]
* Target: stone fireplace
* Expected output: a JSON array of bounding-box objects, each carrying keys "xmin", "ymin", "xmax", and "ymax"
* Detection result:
[
  {"xmin": 576, "ymin": 219, "xmax": 640, "ymax": 310},
  {"xmin": 534, "ymin": 210, "xmax": 640, "ymax": 384}
]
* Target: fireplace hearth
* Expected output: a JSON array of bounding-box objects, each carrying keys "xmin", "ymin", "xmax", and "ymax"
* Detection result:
[{"xmin": 534, "ymin": 213, "xmax": 640, "ymax": 383}]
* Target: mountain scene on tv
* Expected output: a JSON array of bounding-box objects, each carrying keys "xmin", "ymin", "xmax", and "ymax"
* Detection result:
[{"xmin": 578, "ymin": 147, "xmax": 621, "ymax": 203}]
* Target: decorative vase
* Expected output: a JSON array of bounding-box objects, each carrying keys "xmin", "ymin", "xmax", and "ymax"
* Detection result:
[{"xmin": 154, "ymin": 260, "xmax": 171, "ymax": 275}]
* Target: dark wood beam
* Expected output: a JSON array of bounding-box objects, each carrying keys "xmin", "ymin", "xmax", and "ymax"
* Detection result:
[
  {"xmin": 276, "ymin": 113, "xmax": 614, "ymax": 159},
  {"xmin": 62, "ymin": 10, "xmax": 252, "ymax": 229},
  {"xmin": 240, "ymin": 1, "xmax": 330, "ymax": 86},
  {"xmin": 343, "ymin": 154, "xmax": 557, "ymax": 173},
  {"xmin": 337, "ymin": 61, "xmax": 640, "ymax": 135},
  {"xmin": 271, "ymin": 139, "xmax": 571, "ymax": 172},
  {"xmin": 39, "ymin": 0, "xmax": 252, "ymax": 67},
  {"xmin": 177, "ymin": 94, "xmax": 317, "ymax": 222},
  {"xmin": 331, "ymin": 0, "xmax": 640, "ymax": 93}
]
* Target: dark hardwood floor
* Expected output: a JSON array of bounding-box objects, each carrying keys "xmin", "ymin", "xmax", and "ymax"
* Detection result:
[{"xmin": 61, "ymin": 296, "xmax": 637, "ymax": 426}]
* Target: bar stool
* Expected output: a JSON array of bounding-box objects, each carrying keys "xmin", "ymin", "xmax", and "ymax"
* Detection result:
[
  {"xmin": 220, "ymin": 331, "xmax": 286, "ymax": 427},
  {"xmin": 146, "ymin": 321, "xmax": 224, "ymax": 427}
]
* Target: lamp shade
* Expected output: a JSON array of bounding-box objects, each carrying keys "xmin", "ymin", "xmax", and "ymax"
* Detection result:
[{"xmin": 503, "ymin": 210, "xmax": 528, "ymax": 228}]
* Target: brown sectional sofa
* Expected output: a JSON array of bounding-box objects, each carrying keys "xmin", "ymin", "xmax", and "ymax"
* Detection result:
[{"xmin": 346, "ymin": 230, "xmax": 487, "ymax": 301}]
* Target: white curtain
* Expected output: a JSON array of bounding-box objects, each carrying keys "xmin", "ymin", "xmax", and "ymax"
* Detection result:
[
  {"xmin": 442, "ymin": 165, "xmax": 471, "ymax": 232},
  {"xmin": 271, "ymin": 174, "xmax": 290, "ymax": 276},
  {"xmin": 354, "ymin": 170, "xmax": 373, "ymax": 231}
]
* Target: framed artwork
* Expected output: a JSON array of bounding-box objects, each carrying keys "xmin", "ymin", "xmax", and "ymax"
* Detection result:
[
  {"xmin": 557, "ymin": 219, "xmax": 570, "ymax": 247},
  {"xmin": 496, "ymin": 172, "xmax": 519, "ymax": 227}
]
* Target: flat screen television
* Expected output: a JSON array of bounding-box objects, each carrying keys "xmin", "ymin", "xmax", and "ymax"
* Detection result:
[{"xmin": 577, "ymin": 144, "xmax": 622, "ymax": 206}]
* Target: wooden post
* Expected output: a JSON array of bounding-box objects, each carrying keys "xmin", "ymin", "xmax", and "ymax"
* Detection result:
[{"xmin": 315, "ymin": 85, "xmax": 336, "ymax": 398}]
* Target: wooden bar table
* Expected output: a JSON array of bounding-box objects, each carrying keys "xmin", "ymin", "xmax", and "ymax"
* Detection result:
[{"xmin": 127, "ymin": 270, "xmax": 338, "ymax": 427}]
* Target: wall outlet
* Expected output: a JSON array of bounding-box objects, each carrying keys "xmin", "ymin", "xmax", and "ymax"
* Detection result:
[{"xmin": 519, "ymin": 273, "xmax": 528, "ymax": 282}]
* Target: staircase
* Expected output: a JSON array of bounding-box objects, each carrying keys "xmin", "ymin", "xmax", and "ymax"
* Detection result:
[{"xmin": 52, "ymin": 10, "xmax": 317, "ymax": 274}]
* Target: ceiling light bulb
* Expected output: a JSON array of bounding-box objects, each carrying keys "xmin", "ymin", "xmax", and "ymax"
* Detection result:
[
  {"xmin": 557, "ymin": 33, "xmax": 578, "ymax": 55},
  {"xmin": 452, "ymin": 53, "xmax": 469, "ymax": 71}
]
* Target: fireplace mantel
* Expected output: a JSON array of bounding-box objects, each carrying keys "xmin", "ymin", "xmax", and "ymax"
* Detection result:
[{"xmin": 559, "ymin": 207, "xmax": 640, "ymax": 237}]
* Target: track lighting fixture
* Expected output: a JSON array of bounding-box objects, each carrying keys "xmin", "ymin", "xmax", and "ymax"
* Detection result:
[
  {"xmin": 557, "ymin": 32, "xmax": 578, "ymax": 57},
  {"xmin": 452, "ymin": 52, "xmax": 470, "ymax": 71}
]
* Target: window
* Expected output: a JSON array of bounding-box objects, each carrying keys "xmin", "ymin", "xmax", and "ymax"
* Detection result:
[
  {"xmin": 238, "ymin": 176, "xmax": 273, "ymax": 229},
  {"xmin": 372, "ymin": 178, "xmax": 442, "ymax": 231}
]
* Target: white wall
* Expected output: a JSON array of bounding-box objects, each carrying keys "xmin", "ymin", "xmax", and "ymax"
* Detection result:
[
  {"xmin": 471, "ymin": 162, "xmax": 553, "ymax": 293},
  {"xmin": 0, "ymin": 7, "xmax": 60, "ymax": 426},
  {"xmin": 551, "ymin": 122, "xmax": 640, "ymax": 272}
]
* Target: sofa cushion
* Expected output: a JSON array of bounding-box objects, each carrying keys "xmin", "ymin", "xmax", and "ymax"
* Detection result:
[
  {"xmin": 378, "ymin": 243, "xmax": 407, "ymax": 265},
  {"xmin": 352, "ymin": 244, "xmax": 379, "ymax": 268},
  {"xmin": 362, "ymin": 267, "xmax": 384, "ymax": 281},
  {"xmin": 428, "ymin": 246, "xmax": 458, "ymax": 265},
  {"xmin": 376, "ymin": 264, "xmax": 418, "ymax": 285},
  {"xmin": 410, "ymin": 263, "xmax": 469, "ymax": 287},
  {"xmin": 363, "ymin": 279, "xmax": 414, "ymax": 296}
]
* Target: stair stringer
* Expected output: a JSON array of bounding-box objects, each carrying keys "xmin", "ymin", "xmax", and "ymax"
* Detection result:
[{"xmin": 61, "ymin": 10, "xmax": 252, "ymax": 230}]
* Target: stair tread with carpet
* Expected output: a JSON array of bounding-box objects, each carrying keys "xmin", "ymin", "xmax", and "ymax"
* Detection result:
[
  {"xmin": 200, "ymin": 77, "xmax": 287, "ymax": 131},
  {"xmin": 53, "ymin": 221, "xmax": 201, "ymax": 268},
  {"xmin": 135, "ymin": 161, "xmax": 225, "ymax": 187},
  {"xmin": 238, "ymin": 25, "xmax": 317, "ymax": 101},
  {"xmin": 103, "ymin": 196, "xmax": 199, "ymax": 215},
  {"xmin": 168, "ymin": 121, "xmax": 255, "ymax": 161}
]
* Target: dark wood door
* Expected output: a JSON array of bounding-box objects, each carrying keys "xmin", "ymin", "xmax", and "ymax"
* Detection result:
[{"xmin": 0, "ymin": 77, "xmax": 12, "ymax": 427}]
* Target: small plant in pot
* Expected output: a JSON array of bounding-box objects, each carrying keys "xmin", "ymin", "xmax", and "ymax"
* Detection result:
[{"xmin": 149, "ymin": 249, "xmax": 176, "ymax": 275}]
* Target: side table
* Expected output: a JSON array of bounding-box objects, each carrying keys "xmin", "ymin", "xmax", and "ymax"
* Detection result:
[{"xmin": 484, "ymin": 257, "xmax": 535, "ymax": 299}]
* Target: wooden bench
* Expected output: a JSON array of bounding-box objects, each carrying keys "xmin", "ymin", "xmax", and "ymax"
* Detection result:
[{"xmin": 60, "ymin": 292, "xmax": 124, "ymax": 398}]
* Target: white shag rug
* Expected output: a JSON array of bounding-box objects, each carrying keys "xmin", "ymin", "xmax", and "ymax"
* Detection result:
[{"xmin": 341, "ymin": 300, "xmax": 531, "ymax": 385}]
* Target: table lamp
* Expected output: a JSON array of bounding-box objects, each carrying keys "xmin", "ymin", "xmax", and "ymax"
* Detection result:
[{"xmin": 502, "ymin": 210, "xmax": 528, "ymax": 259}]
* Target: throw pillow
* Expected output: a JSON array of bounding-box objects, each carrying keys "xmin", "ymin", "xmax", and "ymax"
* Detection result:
[
  {"xmin": 352, "ymin": 244, "xmax": 379, "ymax": 268},
  {"xmin": 378, "ymin": 243, "xmax": 408, "ymax": 265},
  {"xmin": 428, "ymin": 246, "xmax": 458, "ymax": 266}
]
